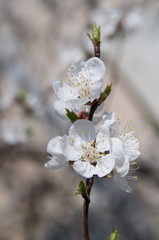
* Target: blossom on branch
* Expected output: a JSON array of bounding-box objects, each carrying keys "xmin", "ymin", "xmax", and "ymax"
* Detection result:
[
  {"xmin": 101, "ymin": 112, "xmax": 140, "ymax": 192},
  {"xmin": 45, "ymin": 118, "xmax": 115, "ymax": 177},
  {"xmin": 45, "ymin": 112, "xmax": 140, "ymax": 192},
  {"xmin": 53, "ymin": 57, "xmax": 106, "ymax": 112}
]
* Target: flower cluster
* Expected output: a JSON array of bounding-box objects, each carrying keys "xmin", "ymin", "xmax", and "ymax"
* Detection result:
[
  {"xmin": 46, "ymin": 57, "xmax": 140, "ymax": 192},
  {"xmin": 53, "ymin": 57, "xmax": 106, "ymax": 120}
]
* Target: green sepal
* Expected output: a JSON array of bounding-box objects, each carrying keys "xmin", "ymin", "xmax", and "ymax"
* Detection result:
[
  {"xmin": 65, "ymin": 108, "xmax": 78, "ymax": 123},
  {"xmin": 92, "ymin": 23, "xmax": 100, "ymax": 44},
  {"xmin": 87, "ymin": 23, "xmax": 100, "ymax": 45},
  {"xmin": 108, "ymin": 227, "xmax": 119, "ymax": 240},
  {"xmin": 100, "ymin": 83, "xmax": 112, "ymax": 101},
  {"xmin": 86, "ymin": 32, "xmax": 93, "ymax": 42},
  {"xmin": 76, "ymin": 181, "xmax": 86, "ymax": 195}
]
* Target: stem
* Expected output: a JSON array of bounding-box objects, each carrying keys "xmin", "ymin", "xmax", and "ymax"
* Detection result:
[
  {"xmin": 88, "ymin": 100, "xmax": 98, "ymax": 121},
  {"xmin": 82, "ymin": 177, "xmax": 94, "ymax": 240},
  {"xmin": 93, "ymin": 42, "xmax": 100, "ymax": 58},
  {"xmin": 82, "ymin": 30, "xmax": 100, "ymax": 240}
]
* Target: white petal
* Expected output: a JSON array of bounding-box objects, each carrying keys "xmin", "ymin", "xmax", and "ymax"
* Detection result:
[
  {"xmin": 96, "ymin": 126, "xmax": 111, "ymax": 152},
  {"xmin": 90, "ymin": 79, "xmax": 103, "ymax": 100},
  {"xmin": 45, "ymin": 158, "xmax": 68, "ymax": 170},
  {"xmin": 122, "ymin": 133, "xmax": 140, "ymax": 161},
  {"xmin": 114, "ymin": 156, "xmax": 129, "ymax": 177},
  {"xmin": 67, "ymin": 60, "xmax": 85, "ymax": 79},
  {"xmin": 111, "ymin": 137, "xmax": 123, "ymax": 157},
  {"xmin": 102, "ymin": 112, "xmax": 118, "ymax": 136},
  {"xmin": 128, "ymin": 150, "xmax": 140, "ymax": 161},
  {"xmin": 63, "ymin": 135, "xmax": 83, "ymax": 161},
  {"xmin": 114, "ymin": 175, "xmax": 132, "ymax": 193},
  {"xmin": 73, "ymin": 161, "xmax": 95, "ymax": 178},
  {"xmin": 47, "ymin": 136, "xmax": 64, "ymax": 156},
  {"xmin": 95, "ymin": 154, "xmax": 115, "ymax": 177},
  {"xmin": 53, "ymin": 100, "xmax": 68, "ymax": 119},
  {"xmin": 53, "ymin": 80, "xmax": 78, "ymax": 102},
  {"xmin": 69, "ymin": 119, "xmax": 96, "ymax": 142},
  {"xmin": 66, "ymin": 96, "xmax": 89, "ymax": 109},
  {"xmin": 85, "ymin": 57, "xmax": 106, "ymax": 83}
]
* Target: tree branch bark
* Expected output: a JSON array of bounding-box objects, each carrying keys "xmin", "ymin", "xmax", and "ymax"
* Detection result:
[{"xmin": 82, "ymin": 177, "xmax": 94, "ymax": 240}]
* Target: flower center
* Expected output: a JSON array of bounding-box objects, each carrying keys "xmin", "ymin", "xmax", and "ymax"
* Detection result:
[
  {"xmin": 68, "ymin": 75, "xmax": 92, "ymax": 98},
  {"xmin": 81, "ymin": 144, "xmax": 102, "ymax": 166},
  {"xmin": 78, "ymin": 86, "xmax": 91, "ymax": 98}
]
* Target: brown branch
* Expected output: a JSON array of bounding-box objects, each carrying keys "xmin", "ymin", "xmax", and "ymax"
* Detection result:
[
  {"xmin": 82, "ymin": 177, "xmax": 94, "ymax": 240},
  {"xmin": 88, "ymin": 84, "xmax": 112, "ymax": 121},
  {"xmin": 93, "ymin": 42, "xmax": 100, "ymax": 58},
  {"xmin": 88, "ymin": 100, "xmax": 98, "ymax": 121}
]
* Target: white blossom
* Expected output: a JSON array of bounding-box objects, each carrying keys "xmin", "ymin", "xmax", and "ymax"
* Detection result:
[
  {"xmin": 45, "ymin": 112, "xmax": 140, "ymax": 192},
  {"xmin": 45, "ymin": 119, "xmax": 115, "ymax": 178},
  {"xmin": 53, "ymin": 57, "xmax": 106, "ymax": 111},
  {"xmin": 101, "ymin": 112, "xmax": 140, "ymax": 192}
]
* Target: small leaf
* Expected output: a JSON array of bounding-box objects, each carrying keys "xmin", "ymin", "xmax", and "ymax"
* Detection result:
[
  {"xmin": 100, "ymin": 83, "xmax": 112, "ymax": 101},
  {"xmin": 76, "ymin": 181, "xmax": 86, "ymax": 195},
  {"xmin": 108, "ymin": 227, "xmax": 119, "ymax": 240},
  {"xmin": 86, "ymin": 23, "xmax": 101, "ymax": 45},
  {"xmin": 92, "ymin": 23, "xmax": 100, "ymax": 44},
  {"xmin": 65, "ymin": 108, "xmax": 78, "ymax": 123},
  {"xmin": 86, "ymin": 32, "xmax": 93, "ymax": 41}
]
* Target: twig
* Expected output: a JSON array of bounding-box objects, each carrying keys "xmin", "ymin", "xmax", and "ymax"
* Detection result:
[
  {"xmin": 82, "ymin": 177, "xmax": 94, "ymax": 240},
  {"xmin": 93, "ymin": 42, "xmax": 100, "ymax": 58}
]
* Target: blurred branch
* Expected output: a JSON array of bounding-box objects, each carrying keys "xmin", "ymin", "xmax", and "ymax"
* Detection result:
[
  {"xmin": 0, "ymin": 143, "xmax": 46, "ymax": 166},
  {"xmin": 82, "ymin": 177, "xmax": 94, "ymax": 240}
]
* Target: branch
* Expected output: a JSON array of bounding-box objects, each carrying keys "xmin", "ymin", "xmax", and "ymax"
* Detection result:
[
  {"xmin": 88, "ymin": 84, "xmax": 112, "ymax": 121},
  {"xmin": 82, "ymin": 177, "xmax": 94, "ymax": 240}
]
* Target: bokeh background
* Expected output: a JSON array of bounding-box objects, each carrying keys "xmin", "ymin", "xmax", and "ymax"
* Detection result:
[{"xmin": 0, "ymin": 0, "xmax": 159, "ymax": 239}]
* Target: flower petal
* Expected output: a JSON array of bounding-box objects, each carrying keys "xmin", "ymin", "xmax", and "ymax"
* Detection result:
[
  {"xmin": 95, "ymin": 154, "xmax": 115, "ymax": 177},
  {"xmin": 63, "ymin": 135, "xmax": 83, "ymax": 161},
  {"xmin": 73, "ymin": 161, "xmax": 95, "ymax": 178},
  {"xmin": 45, "ymin": 158, "xmax": 68, "ymax": 170},
  {"xmin": 90, "ymin": 79, "xmax": 103, "ymax": 100},
  {"xmin": 53, "ymin": 100, "xmax": 68, "ymax": 119},
  {"xmin": 67, "ymin": 60, "xmax": 85, "ymax": 79},
  {"xmin": 114, "ymin": 155, "xmax": 129, "ymax": 177},
  {"xmin": 102, "ymin": 112, "xmax": 118, "ymax": 136},
  {"xmin": 128, "ymin": 150, "xmax": 140, "ymax": 161},
  {"xmin": 47, "ymin": 136, "xmax": 64, "ymax": 156},
  {"xmin": 111, "ymin": 137, "xmax": 123, "ymax": 157},
  {"xmin": 69, "ymin": 119, "xmax": 96, "ymax": 142},
  {"xmin": 114, "ymin": 175, "xmax": 132, "ymax": 193},
  {"xmin": 121, "ymin": 133, "xmax": 140, "ymax": 161},
  {"xmin": 85, "ymin": 57, "xmax": 106, "ymax": 83},
  {"xmin": 96, "ymin": 126, "xmax": 111, "ymax": 152},
  {"xmin": 53, "ymin": 80, "xmax": 78, "ymax": 102}
]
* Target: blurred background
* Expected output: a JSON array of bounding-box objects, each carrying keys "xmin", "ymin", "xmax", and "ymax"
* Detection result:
[{"xmin": 0, "ymin": 0, "xmax": 159, "ymax": 239}]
